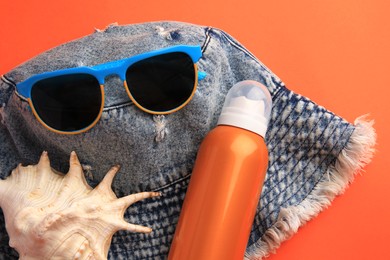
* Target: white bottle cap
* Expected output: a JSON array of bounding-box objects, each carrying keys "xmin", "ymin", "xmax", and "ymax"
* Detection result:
[{"xmin": 217, "ymin": 80, "xmax": 272, "ymax": 138}]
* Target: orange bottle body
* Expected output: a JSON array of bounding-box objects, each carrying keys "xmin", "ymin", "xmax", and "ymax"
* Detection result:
[{"xmin": 168, "ymin": 125, "xmax": 268, "ymax": 260}]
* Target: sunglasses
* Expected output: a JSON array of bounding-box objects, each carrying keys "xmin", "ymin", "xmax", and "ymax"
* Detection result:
[{"xmin": 12, "ymin": 45, "xmax": 205, "ymax": 134}]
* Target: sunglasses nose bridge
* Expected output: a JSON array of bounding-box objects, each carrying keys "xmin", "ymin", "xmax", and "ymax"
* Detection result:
[{"xmin": 92, "ymin": 59, "xmax": 127, "ymax": 84}]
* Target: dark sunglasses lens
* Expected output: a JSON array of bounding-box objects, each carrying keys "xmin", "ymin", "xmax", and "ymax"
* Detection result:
[
  {"xmin": 31, "ymin": 74, "xmax": 102, "ymax": 132},
  {"xmin": 125, "ymin": 52, "xmax": 195, "ymax": 112}
]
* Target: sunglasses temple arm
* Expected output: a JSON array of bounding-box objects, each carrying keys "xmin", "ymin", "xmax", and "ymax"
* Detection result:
[{"xmin": 198, "ymin": 71, "xmax": 207, "ymax": 81}]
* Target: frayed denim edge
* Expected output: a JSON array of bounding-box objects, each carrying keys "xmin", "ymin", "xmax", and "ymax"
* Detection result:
[{"xmin": 245, "ymin": 115, "xmax": 376, "ymax": 259}]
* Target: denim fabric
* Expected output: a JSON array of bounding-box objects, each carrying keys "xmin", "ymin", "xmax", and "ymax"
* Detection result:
[{"xmin": 0, "ymin": 21, "xmax": 355, "ymax": 259}]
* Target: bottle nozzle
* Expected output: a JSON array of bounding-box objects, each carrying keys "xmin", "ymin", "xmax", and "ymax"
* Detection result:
[{"xmin": 217, "ymin": 80, "xmax": 272, "ymax": 137}]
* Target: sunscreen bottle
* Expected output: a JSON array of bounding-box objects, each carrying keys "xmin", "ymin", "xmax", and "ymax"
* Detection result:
[{"xmin": 168, "ymin": 80, "xmax": 272, "ymax": 260}]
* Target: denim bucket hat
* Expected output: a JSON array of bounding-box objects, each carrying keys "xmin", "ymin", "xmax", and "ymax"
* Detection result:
[{"xmin": 0, "ymin": 21, "xmax": 376, "ymax": 259}]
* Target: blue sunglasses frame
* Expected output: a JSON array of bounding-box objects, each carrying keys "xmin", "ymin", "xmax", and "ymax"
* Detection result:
[
  {"xmin": 12, "ymin": 45, "xmax": 206, "ymax": 134},
  {"xmin": 16, "ymin": 45, "xmax": 205, "ymax": 98}
]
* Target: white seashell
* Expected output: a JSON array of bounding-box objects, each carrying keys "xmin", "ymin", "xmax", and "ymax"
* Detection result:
[{"xmin": 0, "ymin": 151, "xmax": 160, "ymax": 260}]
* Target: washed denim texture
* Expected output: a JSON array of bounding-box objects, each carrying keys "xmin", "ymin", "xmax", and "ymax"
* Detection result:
[{"xmin": 0, "ymin": 22, "xmax": 355, "ymax": 259}]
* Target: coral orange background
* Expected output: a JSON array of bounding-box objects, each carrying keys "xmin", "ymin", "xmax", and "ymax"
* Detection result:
[{"xmin": 1, "ymin": 1, "xmax": 389, "ymax": 259}]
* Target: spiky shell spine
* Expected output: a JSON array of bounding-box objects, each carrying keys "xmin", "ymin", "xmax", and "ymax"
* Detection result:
[{"xmin": 0, "ymin": 151, "xmax": 160, "ymax": 260}]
